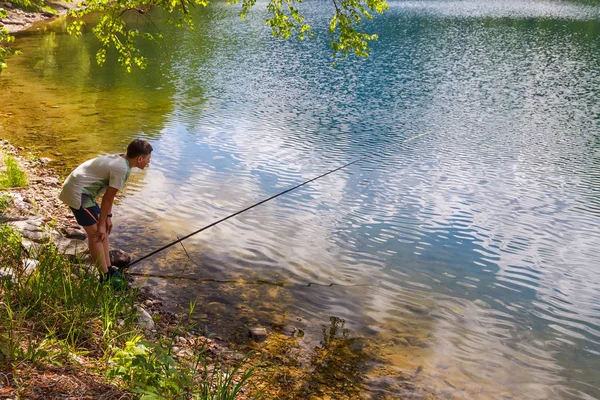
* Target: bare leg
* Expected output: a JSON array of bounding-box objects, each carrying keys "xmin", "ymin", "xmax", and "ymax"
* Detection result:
[
  {"xmin": 83, "ymin": 224, "xmax": 109, "ymax": 274},
  {"xmin": 103, "ymin": 233, "xmax": 111, "ymax": 268}
]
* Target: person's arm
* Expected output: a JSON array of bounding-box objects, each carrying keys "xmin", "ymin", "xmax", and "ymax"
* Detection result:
[{"xmin": 98, "ymin": 186, "xmax": 119, "ymax": 236}]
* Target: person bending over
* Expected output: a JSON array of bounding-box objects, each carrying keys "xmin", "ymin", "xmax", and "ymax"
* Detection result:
[{"xmin": 59, "ymin": 139, "xmax": 153, "ymax": 287}]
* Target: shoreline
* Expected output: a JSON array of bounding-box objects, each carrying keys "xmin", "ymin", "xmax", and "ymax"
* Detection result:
[
  {"xmin": 0, "ymin": 139, "xmax": 260, "ymax": 397},
  {"xmin": 0, "ymin": 1, "xmax": 75, "ymax": 34},
  {"xmin": 0, "ymin": 137, "xmax": 235, "ymax": 337},
  {"xmin": 0, "ymin": 139, "xmax": 390, "ymax": 399}
]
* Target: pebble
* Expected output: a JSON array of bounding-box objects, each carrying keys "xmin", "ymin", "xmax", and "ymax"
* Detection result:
[
  {"xmin": 176, "ymin": 336, "xmax": 188, "ymax": 345},
  {"xmin": 229, "ymin": 352, "xmax": 246, "ymax": 361}
]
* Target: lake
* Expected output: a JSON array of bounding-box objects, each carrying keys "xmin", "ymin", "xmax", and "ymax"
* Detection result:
[{"xmin": 1, "ymin": 0, "xmax": 599, "ymax": 398}]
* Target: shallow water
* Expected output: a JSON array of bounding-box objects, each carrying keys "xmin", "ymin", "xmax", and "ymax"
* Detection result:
[{"xmin": 1, "ymin": 1, "xmax": 600, "ymax": 398}]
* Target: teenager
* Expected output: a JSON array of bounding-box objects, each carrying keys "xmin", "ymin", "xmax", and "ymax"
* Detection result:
[{"xmin": 59, "ymin": 139, "xmax": 153, "ymax": 287}]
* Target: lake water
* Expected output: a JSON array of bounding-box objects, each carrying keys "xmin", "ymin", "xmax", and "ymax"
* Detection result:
[{"xmin": 1, "ymin": 1, "xmax": 600, "ymax": 398}]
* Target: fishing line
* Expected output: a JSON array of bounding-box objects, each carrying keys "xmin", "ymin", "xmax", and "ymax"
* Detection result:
[
  {"xmin": 125, "ymin": 270, "xmax": 376, "ymax": 288},
  {"xmin": 124, "ymin": 130, "xmax": 431, "ymax": 269}
]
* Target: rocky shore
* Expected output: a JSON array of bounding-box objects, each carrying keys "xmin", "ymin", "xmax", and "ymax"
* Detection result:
[
  {"xmin": 0, "ymin": 140, "xmax": 257, "ymax": 397},
  {"xmin": 0, "ymin": 1, "xmax": 73, "ymax": 34}
]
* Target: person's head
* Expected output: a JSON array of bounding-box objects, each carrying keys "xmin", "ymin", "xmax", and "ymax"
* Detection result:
[{"xmin": 126, "ymin": 139, "xmax": 153, "ymax": 169}]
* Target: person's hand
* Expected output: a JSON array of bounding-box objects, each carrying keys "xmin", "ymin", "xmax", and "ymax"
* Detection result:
[
  {"xmin": 106, "ymin": 217, "xmax": 113, "ymax": 236},
  {"xmin": 95, "ymin": 224, "xmax": 107, "ymax": 243}
]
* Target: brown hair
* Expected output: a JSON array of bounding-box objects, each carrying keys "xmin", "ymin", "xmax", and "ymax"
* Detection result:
[{"xmin": 126, "ymin": 139, "xmax": 153, "ymax": 158}]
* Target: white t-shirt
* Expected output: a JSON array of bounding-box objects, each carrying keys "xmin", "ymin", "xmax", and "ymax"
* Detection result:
[{"xmin": 59, "ymin": 154, "xmax": 131, "ymax": 209}]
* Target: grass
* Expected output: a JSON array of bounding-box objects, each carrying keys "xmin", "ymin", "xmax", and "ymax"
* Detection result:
[
  {"xmin": 0, "ymin": 154, "xmax": 27, "ymax": 188},
  {"xmin": 0, "ymin": 194, "xmax": 9, "ymax": 214},
  {"xmin": 0, "ymin": 223, "xmax": 261, "ymax": 399}
]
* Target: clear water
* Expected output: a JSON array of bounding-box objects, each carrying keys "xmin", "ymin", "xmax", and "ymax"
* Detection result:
[{"xmin": 1, "ymin": 1, "xmax": 600, "ymax": 398}]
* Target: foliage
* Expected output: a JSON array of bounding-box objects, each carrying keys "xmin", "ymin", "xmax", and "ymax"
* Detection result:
[
  {"xmin": 0, "ymin": 223, "xmax": 258, "ymax": 398},
  {"xmin": 8, "ymin": 0, "xmax": 46, "ymax": 11},
  {"xmin": 0, "ymin": 226, "xmax": 139, "ymax": 363},
  {"xmin": 0, "ymin": 9, "xmax": 22, "ymax": 70},
  {"xmin": 108, "ymin": 334, "xmax": 258, "ymax": 399},
  {"xmin": 66, "ymin": 0, "xmax": 388, "ymax": 71},
  {"xmin": 0, "ymin": 194, "xmax": 10, "ymax": 215},
  {"xmin": 0, "ymin": 154, "xmax": 27, "ymax": 188}
]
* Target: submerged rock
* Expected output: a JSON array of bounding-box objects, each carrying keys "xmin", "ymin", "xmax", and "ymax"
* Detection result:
[{"xmin": 248, "ymin": 326, "xmax": 268, "ymax": 342}]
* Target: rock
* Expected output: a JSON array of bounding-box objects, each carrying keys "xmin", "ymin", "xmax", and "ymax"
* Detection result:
[
  {"xmin": 0, "ymin": 267, "xmax": 15, "ymax": 282},
  {"xmin": 176, "ymin": 336, "xmax": 188, "ymax": 345},
  {"xmin": 8, "ymin": 215, "xmax": 43, "ymax": 231},
  {"xmin": 110, "ymin": 249, "xmax": 131, "ymax": 267},
  {"xmin": 135, "ymin": 305, "xmax": 155, "ymax": 330},
  {"xmin": 1, "ymin": 215, "xmax": 29, "ymax": 222},
  {"xmin": 229, "ymin": 352, "xmax": 246, "ymax": 361},
  {"xmin": 22, "ymin": 258, "xmax": 38, "ymax": 275},
  {"xmin": 281, "ymin": 325, "xmax": 297, "ymax": 337},
  {"xmin": 54, "ymin": 235, "xmax": 87, "ymax": 257},
  {"xmin": 21, "ymin": 238, "xmax": 39, "ymax": 254},
  {"xmin": 405, "ymin": 303, "xmax": 430, "ymax": 315},
  {"xmin": 39, "ymin": 157, "xmax": 52, "ymax": 164},
  {"xmin": 176, "ymin": 349, "xmax": 188, "ymax": 358},
  {"xmin": 8, "ymin": 216, "xmax": 47, "ymax": 241},
  {"xmin": 248, "ymin": 326, "xmax": 268, "ymax": 342},
  {"xmin": 43, "ymin": 177, "xmax": 60, "ymax": 186},
  {"xmin": 63, "ymin": 225, "xmax": 87, "ymax": 240}
]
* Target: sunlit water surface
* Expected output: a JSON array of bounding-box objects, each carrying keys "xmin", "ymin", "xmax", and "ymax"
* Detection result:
[{"xmin": 1, "ymin": 1, "xmax": 600, "ymax": 398}]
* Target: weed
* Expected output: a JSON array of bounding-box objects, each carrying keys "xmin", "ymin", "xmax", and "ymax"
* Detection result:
[
  {"xmin": 108, "ymin": 334, "xmax": 259, "ymax": 399},
  {"xmin": 0, "ymin": 223, "xmax": 260, "ymax": 398},
  {"xmin": 0, "ymin": 194, "xmax": 10, "ymax": 216},
  {"xmin": 0, "ymin": 224, "xmax": 138, "ymax": 364},
  {"xmin": 0, "ymin": 154, "xmax": 27, "ymax": 188}
]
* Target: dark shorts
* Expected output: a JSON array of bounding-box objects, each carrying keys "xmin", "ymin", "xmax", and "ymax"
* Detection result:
[{"xmin": 70, "ymin": 204, "xmax": 100, "ymax": 227}]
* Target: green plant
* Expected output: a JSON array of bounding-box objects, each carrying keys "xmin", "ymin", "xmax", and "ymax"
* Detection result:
[
  {"xmin": 108, "ymin": 334, "xmax": 258, "ymax": 399},
  {"xmin": 5, "ymin": 0, "xmax": 45, "ymax": 11},
  {"xmin": 0, "ymin": 194, "xmax": 10, "ymax": 215},
  {"xmin": 64, "ymin": 0, "xmax": 388, "ymax": 72},
  {"xmin": 0, "ymin": 224, "xmax": 259, "ymax": 398},
  {"xmin": 0, "ymin": 154, "xmax": 27, "ymax": 188},
  {"xmin": 0, "ymin": 225, "xmax": 139, "ymax": 366},
  {"xmin": 0, "ymin": 9, "xmax": 22, "ymax": 70}
]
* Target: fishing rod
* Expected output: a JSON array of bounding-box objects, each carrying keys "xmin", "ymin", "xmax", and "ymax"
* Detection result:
[{"xmin": 124, "ymin": 130, "xmax": 431, "ymax": 269}]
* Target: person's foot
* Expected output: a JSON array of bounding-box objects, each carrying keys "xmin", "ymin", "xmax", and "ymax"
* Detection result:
[{"xmin": 100, "ymin": 267, "xmax": 126, "ymax": 290}]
